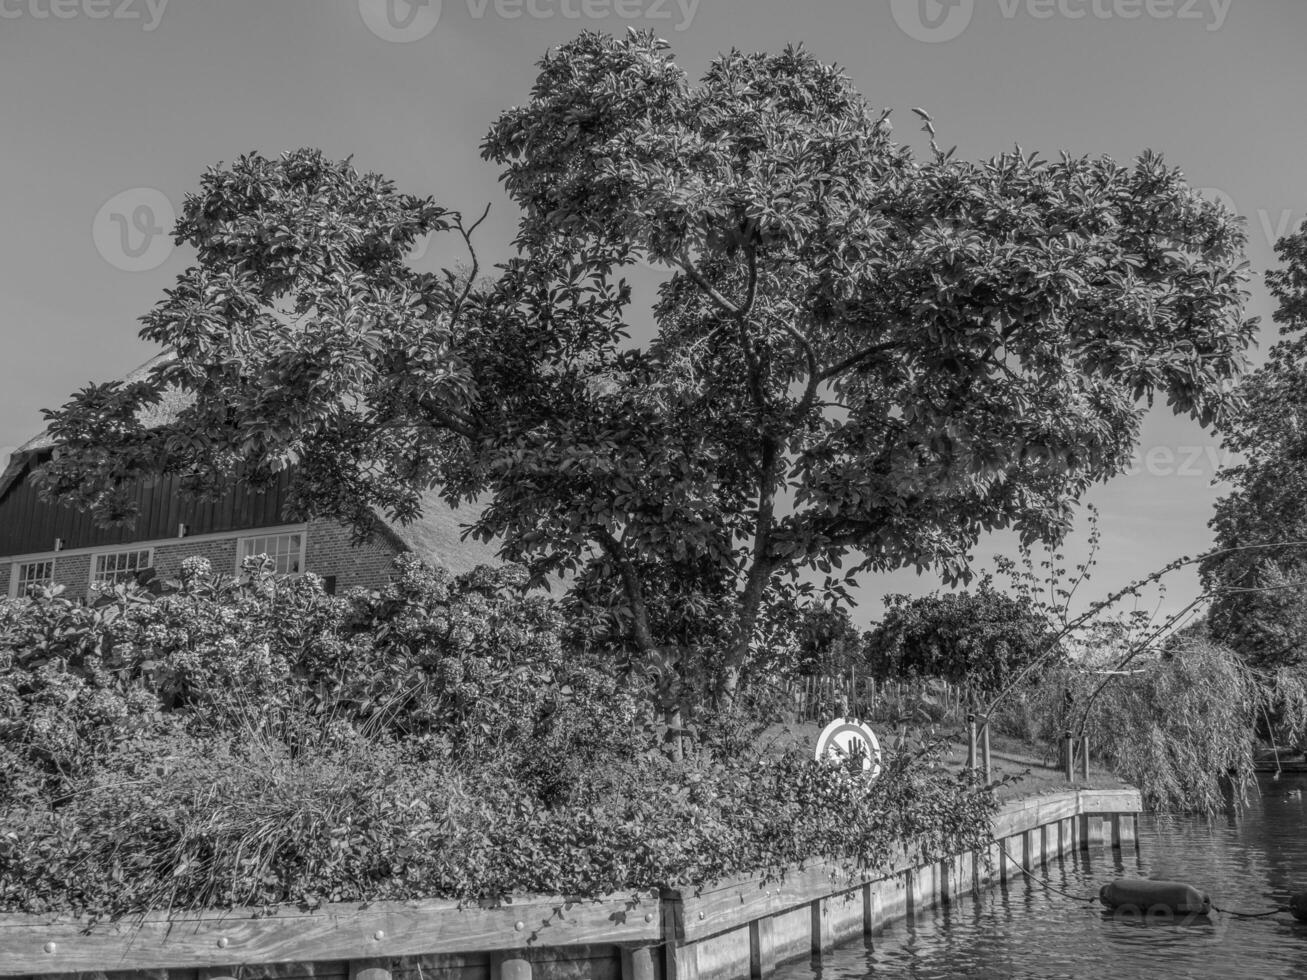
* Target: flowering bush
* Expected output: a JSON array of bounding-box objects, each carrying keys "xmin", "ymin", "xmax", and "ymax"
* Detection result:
[{"xmin": 0, "ymin": 554, "xmax": 998, "ymax": 919}]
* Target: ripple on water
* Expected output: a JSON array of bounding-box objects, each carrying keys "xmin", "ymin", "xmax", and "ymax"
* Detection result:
[{"xmin": 773, "ymin": 774, "xmax": 1307, "ymax": 980}]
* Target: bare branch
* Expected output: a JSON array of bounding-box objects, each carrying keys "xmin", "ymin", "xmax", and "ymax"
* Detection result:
[{"xmin": 449, "ymin": 202, "xmax": 492, "ymax": 328}]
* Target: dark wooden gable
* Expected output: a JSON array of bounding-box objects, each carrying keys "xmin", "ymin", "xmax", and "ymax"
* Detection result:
[{"xmin": 0, "ymin": 455, "xmax": 297, "ymax": 558}]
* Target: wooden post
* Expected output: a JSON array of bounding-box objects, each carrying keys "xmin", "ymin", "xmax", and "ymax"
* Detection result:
[
  {"xmin": 665, "ymin": 943, "xmax": 699, "ymax": 980},
  {"xmin": 622, "ymin": 946, "xmax": 658, "ymax": 980},
  {"xmin": 749, "ymin": 916, "xmax": 776, "ymax": 978},
  {"xmin": 1080, "ymin": 734, "xmax": 1090, "ymax": 782},
  {"xmin": 966, "ymin": 714, "xmax": 977, "ymax": 772},
  {"xmin": 1063, "ymin": 731, "xmax": 1074, "ymax": 782},
  {"xmin": 491, "ymin": 952, "xmax": 532, "ymax": 980},
  {"xmin": 350, "ymin": 960, "xmax": 393, "ymax": 980},
  {"xmin": 980, "ymin": 717, "xmax": 992, "ymax": 782},
  {"xmin": 861, "ymin": 881, "xmax": 876, "ymax": 935},
  {"xmin": 810, "ymin": 898, "xmax": 833, "ymax": 955}
]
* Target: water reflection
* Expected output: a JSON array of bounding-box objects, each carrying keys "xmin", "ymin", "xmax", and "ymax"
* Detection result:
[{"xmin": 774, "ymin": 774, "xmax": 1307, "ymax": 980}]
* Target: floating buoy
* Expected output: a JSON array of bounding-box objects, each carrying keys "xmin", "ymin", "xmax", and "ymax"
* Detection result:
[
  {"xmin": 1099, "ymin": 879, "xmax": 1212, "ymax": 916},
  {"xmin": 1289, "ymin": 893, "xmax": 1307, "ymax": 921}
]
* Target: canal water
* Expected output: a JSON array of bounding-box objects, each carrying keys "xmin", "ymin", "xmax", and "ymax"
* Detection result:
[{"xmin": 774, "ymin": 773, "xmax": 1307, "ymax": 979}]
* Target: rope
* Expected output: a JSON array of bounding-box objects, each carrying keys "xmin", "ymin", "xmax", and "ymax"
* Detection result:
[
  {"xmin": 996, "ymin": 839, "xmax": 1099, "ymax": 905},
  {"xmin": 1211, "ymin": 903, "xmax": 1289, "ymax": 919}
]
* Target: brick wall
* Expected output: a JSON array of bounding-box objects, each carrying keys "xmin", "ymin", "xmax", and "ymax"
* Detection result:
[
  {"xmin": 304, "ymin": 518, "xmax": 402, "ymax": 591},
  {"xmin": 49, "ymin": 553, "xmax": 92, "ymax": 601},
  {"xmin": 153, "ymin": 537, "xmax": 240, "ymax": 582}
]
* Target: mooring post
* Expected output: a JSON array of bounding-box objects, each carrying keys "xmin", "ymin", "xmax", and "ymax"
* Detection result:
[
  {"xmin": 967, "ymin": 714, "xmax": 977, "ymax": 772},
  {"xmin": 1063, "ymin": 730, "xmax": 1074, "ymax": 782}
]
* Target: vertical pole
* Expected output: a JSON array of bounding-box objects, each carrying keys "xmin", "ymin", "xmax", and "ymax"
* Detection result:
[
  {"xmin": 1063, "ymin": 731, "xmax": 1074, "ymax": 782},
  {"xmin": 622, "ymin": 947, "xmax": 657, "ymax": 980},
  {"xmin": 748, "ymin": 917, "xmax": 776, "ymax": 979},
  {"xmin": 1080, "ymin": 734, "xmax": 1090, "ymax": 782},
  {"xmin": 491, "ymin": 953, "xmax": 532, "ymax": 980},
  {"xmin": 981, "ymin": 717, "xmax": 992, "ymax": 782},
  {"xmin": 967, "ymin": 714, "xmax": 977, "ymax": 773}
]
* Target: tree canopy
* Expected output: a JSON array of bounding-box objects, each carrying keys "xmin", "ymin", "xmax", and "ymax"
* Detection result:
[
  {"xmin": 1203, "ymin": 228, "xmax": 1307, "ymax": 667},
  {"xmin": 865, "ymin": 585, "xmax": 1062, "ymax": 694},
  {"xmin": 39, "ymin": 31, "xmax": 1255, "ymax": 698}
]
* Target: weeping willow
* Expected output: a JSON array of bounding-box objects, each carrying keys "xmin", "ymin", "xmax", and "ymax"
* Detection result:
[{"xmin": 998, "ymin": 639, "xmax": 1286, "ymax": 812}]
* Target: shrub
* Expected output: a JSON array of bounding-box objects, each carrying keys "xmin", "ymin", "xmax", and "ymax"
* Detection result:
[
  {"xmin": 0, "ymin": 719, "xmax": 995, "ymax": 918},
  {"xmin": 0, "ymin": 555, "xmax": 998, "ymax": 919}
]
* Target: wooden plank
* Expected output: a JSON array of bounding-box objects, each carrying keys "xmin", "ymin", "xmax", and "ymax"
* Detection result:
[{"xmin": 0, "ymin": 894, "xmax": 661, "ymax": 975}]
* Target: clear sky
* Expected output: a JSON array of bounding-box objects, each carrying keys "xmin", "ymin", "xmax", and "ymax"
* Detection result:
[{"xmin": 2, "ymin": 0, "xmax": 1305, "ymax": 627}]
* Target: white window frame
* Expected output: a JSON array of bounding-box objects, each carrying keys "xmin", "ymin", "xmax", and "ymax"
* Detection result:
[
  {"xmin": 235, "ymin": 531, "xmax": 307, "ymax": 576},
  {"xmin": 9, "ymin": 558, "xmax": 55, "ymax": 597},
  {"xmin": 89, "ymin": 548, "xmax": 154, "ymax": 589}
]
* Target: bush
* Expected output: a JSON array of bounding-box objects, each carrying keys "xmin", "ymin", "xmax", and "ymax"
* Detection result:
[
  {"xmin": 0, "ymin": 555, "xmax": 998, "ymax": 919},
  {"xmin": 0, "ymin": 721, "xmax": 995, "ymax": 918}
]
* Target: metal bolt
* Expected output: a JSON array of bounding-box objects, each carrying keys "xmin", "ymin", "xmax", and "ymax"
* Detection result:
[
  {"xmin": 217, "ymin": 937, "xmax": 229, "ymax": 949},
  {"xmin": 644, "ymin": 913, "xmax": 653, "ymax": 923},
  {"xmin": 698, "ymin": 911, "xmax": 705, "ymax": 920},
  {"xmin": 43, "ymin": 942, "xmax": 57, "ymax": 954},
  {"xmin": 515, "ymin": 921, "xmax": 526, "ymax": 932},
  {"xmin": 374, "ymin": 930, "xmax": 385, "ymax": 941}
]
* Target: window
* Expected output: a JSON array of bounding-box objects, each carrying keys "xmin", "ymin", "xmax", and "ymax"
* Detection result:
[
  {"xmin": 238, "ymin": 532, "xmax": 305, "ymax": 575},
  {"xmin": 91, "ymin": 549, "xmax": 153, "ymax": 587},
  {"xmin": 13, "ymin": 559, "xmax": 54, "ymax": 596}
]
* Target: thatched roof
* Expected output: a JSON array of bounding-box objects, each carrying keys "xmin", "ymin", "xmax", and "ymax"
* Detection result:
[{"xmin": 0, "ymin": 355, "xmax": 500, "ymax": 576}]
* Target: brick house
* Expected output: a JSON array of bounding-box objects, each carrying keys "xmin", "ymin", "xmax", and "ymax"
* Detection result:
[{"xmin": 0, "ymin": 359, "xmax": 496, "ymax": 600}]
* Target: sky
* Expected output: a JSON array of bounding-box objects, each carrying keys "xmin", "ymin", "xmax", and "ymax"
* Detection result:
[{"xmin": 1, "ymin": 0, "xmax": 1305, "ymax": 628}]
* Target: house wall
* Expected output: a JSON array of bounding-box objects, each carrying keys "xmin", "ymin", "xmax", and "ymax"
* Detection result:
[
  {"xmin": 304, "ymin": 518, "xmax": 402, "ymax": 591},
  {"xmin": 0, "ymin": 521, "xmax": 405, "ymax": 601}
]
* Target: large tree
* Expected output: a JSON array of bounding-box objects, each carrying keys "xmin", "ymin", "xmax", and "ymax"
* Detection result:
[
  {"xmin": 1203, "ymin": 229, "xmax": 1307, "ymax": 667},
  {"xmin": 39, "ymin": 32, "xmax": 1254, "ymax": 699}
]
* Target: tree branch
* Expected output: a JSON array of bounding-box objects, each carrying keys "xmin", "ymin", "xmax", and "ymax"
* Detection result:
[
  {"xmin": 593, "ymin": 526, "xmax": 657, "ymax": 653},
  {"xmin": 817, "ymin": 339, "xmax": 904, "ymax": 383}
]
